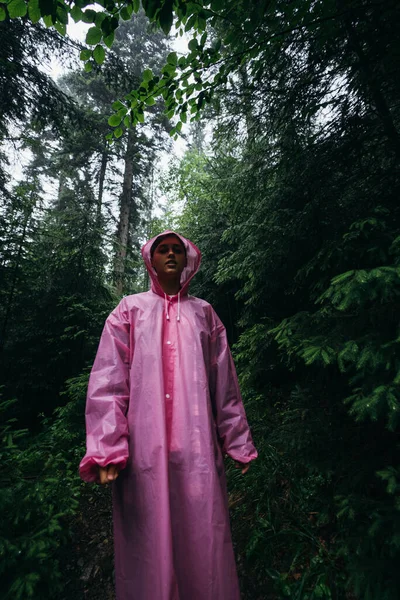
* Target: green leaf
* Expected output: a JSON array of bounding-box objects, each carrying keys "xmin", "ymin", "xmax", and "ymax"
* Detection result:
[
  {"xmin": 162, "ymin": 63, "xmax": 176, "ymax": 76},
  {"xmin": 28, "ymin": 0, "xmax": 41, "ymax": 23},
  {"xmin": 145, "ymin": 96, "xmax": 156, "ymax": 106},
  {"xmin": 95, "ymin": 12, "xmax": 107, "ymax": 28},
  {"xmin": 112, "ymin": 100, "xmax": 125, "ymax": 110},
  {"xmin": 133, "ymin": 0, "xmax": 139, "ymax": 11},
  {"xmin": 70, "ymin": 4, "xmax": 83, "ymax": 21},
  {"xmin": 84, "ymin": 61, "xmax": 93, "ymax": 73},
  {"xmin": 159, "ymin": 0, "xmax": 173, "ymax": 34},
  {"xmin": 114, "ymin": 127, "xmax": 123, "ymax": 138},
  {"xmin": 123, "ymin": 115, "xmax": 131, "ymax": 127},
  {"xmin": 108, "ymin": 113, "xmax": 122, "ymax": 127},
  {"xmin": 167, "ymin": 51, "xmax": 177, "ymax": 66},
  {"xmin": 120, "ymin": 5, "xmax": 132, "ymax": 20},
  {"xmin": 86, "ymin": 26, "xmax": 102, "ymax": 45},
  {"xmin": 70, "ymin": 4, "xmax": 83, "ymax": 23},
  {"xmin": 0, "ymin": 6, "xmax": 6, "ymax": 20},
  {"xmin": 188, "ymin": 38, "xmax": 198, "ymax": 51},
  {"xmin": 185, "ymin": 13, "xmax": 197, "ymax": 32},
  {"xmin": 143, "ymin": 69, "xmax": 153, "ymax": 82},
  {"xmin": 197, "ymin": 16, "xmax": 206, "ymax": 31},
  {"xmin": 142, "ymin": 0, "xmax": 160, "ymax": 20},
  {"xmin": 80, "ymin": 48, "xmax": 92, "ymax": 61},
  {"xmin": 7, "ymin": 0, "xmax": 27, "ymax": 18},
  {"xmin": 103, "ymin": 31, "xmax": 115, "ymax": 48},
  {"xmin": 178, "ymin": 56, "xmax": 187, "ymax": 69},
  {"xmin": 43, "ymin": 13, "xmax": 53, "ymax": 26},
  {"xmin": 93, "ymin": 44, "xmax": 105, "ymax": 64},
  {"xmin": 37, "ymin": 0, "xmax": 53, "ymax": 17},
  {"xmin": 56, "ymin": 3, "xmax": 68, "ymax": 24},
  {"xmin": 82, "ymin": 8, "xmax": 97, "ymax": 23},
  {"xmin": 54, "ymin": 20, "xmax": 66, "ymax": 35}
]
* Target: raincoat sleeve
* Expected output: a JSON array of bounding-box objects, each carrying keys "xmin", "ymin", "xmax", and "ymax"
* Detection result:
[
  {"xmin": 209, "ymin": 310, "xmax": 258, "ymax": 464},
  {"xmin": 79, "ymin": 299, "xmax": 131, "ymax": 483}
]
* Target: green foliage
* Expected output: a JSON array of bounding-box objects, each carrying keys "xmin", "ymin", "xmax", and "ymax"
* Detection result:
[
  {"xmin": 86, "ymin": 25, "xmax": 102, "ymax": 46},
  {"xmin": 0, "ymin": 19, "xmax": 76, "ymax": 141},
  {"xmin": 166, "ymin": 2, "xmax": 400, "ymax": 597},
  {"xmin": 3, "ymin": 0, "xmax": 400, "ymax": 597},
  {"xmin": 7, "ymin": 0, "xmax": 27, "ymax": 18},
  {"xmin": 0, "ymin": 168, "xmax": 114, "ymax": 424},
  {"xmin": 93, "ymin": 44, "xmax": 105, "ymax": 64},
  {"xmin": 8, "ymin": 0, "xmax": 400, "ymax": 145},
  {"xmin": 0, "ymin": 375, "xmax": 88, "ymax": 599}
]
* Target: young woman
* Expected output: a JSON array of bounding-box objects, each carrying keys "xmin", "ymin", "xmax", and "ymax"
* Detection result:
[{"xmin": 80, "ymin": 231, "xmax": 258, "ymax": 600}]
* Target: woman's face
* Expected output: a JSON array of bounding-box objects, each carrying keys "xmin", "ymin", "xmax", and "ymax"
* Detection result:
[{"xmin": 151, "ymin": 235, "xmax": 186, "ymax": 279}]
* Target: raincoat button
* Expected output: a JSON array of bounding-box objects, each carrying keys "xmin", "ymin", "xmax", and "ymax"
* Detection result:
[
  {"xmin": 165, "ymin": 394, "xmax": 170, "ymax": 399},
  {"xmin": 167, "ymin": 341, "xmax": 171, "ymax": 345}
]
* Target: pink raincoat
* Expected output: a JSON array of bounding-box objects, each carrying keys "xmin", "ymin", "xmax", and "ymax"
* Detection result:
[{"xmin": 79, "ymin": 231, "xmax": 258, "ymax": 600}]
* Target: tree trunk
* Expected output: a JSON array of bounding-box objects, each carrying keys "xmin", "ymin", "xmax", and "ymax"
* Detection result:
[
  {"xmin": 58, "ymin": 172, "xmax": 67, "ymax": 211},
  {"xmin": 239, "ymin": 65, "xmax": 255, "ymax": 145},
  {"xmin": 114, "ymin": 130, "xmax": 135, "ymax": 295},
  {"xmin": 96, "ymin": 149, "xmax": 108, "ymax": 227}
]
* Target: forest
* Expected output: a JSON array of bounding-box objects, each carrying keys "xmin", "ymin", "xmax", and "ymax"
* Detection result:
[{"xmin": 1, "ymin": 0, "xmax": 400, "ymax": 598}]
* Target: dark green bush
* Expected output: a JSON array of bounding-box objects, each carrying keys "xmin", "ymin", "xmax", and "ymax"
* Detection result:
[{"xmin": 0, "ymin": 373, "xmax": 88, "ymax": 599}]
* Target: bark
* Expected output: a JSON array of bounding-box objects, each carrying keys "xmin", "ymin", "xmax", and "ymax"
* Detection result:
[
  {"xmin": 58, "ymin": 172, "xmax": 67, "ymax": 211},
  {"xmin": 97, "ymin": 150, "xmax": 108, "ymax": 227},
  {"xmin": 114, "ymin": 130, "xmax": 135, "ymax": 295},
  {"xmin": 239, "ymin": 65, "xmax": 255, "ymax": 144}
]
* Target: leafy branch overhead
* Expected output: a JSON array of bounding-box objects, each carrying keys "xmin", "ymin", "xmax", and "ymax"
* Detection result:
[
  {"xmin": 2, "ymin": 0, "xmax": 345, "ymax": 139},
  {"xmin": 3, "ymin": 0, "xmax": 224, "ymax": 135}
]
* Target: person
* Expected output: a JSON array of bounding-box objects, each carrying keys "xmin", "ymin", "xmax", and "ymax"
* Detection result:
[{"xmin": 79, "ymin": 231, "xmax": 258, "ymax": 600}]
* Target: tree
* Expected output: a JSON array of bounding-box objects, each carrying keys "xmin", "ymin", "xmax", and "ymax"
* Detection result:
[
  {"xmin": 163, "ymin": 1, "xmax": 400, "ymax": 597},
  {"xmin": 61, "ymin": 12, "xmax": 171, "ymax": 294}
]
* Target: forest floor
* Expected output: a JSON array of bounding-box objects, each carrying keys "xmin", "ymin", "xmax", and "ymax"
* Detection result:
[
  {"xmin": 60, "ymin": 484, "xmax": 115, "ymax": 600},
  {"xmin": 59, "ymin": 484, "xmax": 267, "ymax": 600}
]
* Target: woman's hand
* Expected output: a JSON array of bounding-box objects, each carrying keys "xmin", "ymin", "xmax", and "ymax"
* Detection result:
[
  {"xmin": 234, "ymin": 461, "xmax": 250, "ymax": 474},
  {"xmin": 98, "ymin": 464, "xmax": 120, "ymax": 484}
]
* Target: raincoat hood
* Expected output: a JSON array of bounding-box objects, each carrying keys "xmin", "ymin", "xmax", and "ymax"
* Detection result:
[{"xmin": 141, "ymin": 230, "xmax": 201, "ymax": 298}]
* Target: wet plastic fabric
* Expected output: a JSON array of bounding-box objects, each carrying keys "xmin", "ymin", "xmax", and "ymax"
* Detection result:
[{"xmin": 79, "ymin": 231, "xmax": 258, "ymax": 600}]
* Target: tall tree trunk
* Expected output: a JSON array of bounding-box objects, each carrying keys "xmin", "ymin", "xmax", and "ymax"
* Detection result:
[
  {"xmin": 143, "ymin": 166, "xmax": 155, "ymax": 292},
  {"xmin": 96, "ymin": 149, "xmax": 108, "ymax": 227},
  {"xmin": 57, "ymin": 172, "xmax": 67, "ymax": 211},
  {"xmin": 239, "ymin": 65, "xmax": 254, "ymax": 145},
  {"xmin": 114, "ymin": 130, "xmax": 135, "ymax": 295}
]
